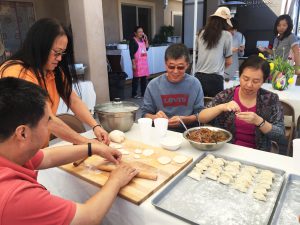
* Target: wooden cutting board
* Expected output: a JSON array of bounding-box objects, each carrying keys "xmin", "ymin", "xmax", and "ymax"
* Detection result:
[{"xmin": 60, "ymin": 138, "xmax": 192, "ymax": 205}]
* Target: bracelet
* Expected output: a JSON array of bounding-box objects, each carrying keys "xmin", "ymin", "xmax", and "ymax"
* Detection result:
[
  {"xmin": 92, "ymin": 124, "xmax": 102, "ymax": 132},
  {"xmin": 256, "ymin": 119, "xmax": 265, "ymax": 128},
  {"xmin": 88, "ymin": 143, "xmax": 92, "ymax": 157}
]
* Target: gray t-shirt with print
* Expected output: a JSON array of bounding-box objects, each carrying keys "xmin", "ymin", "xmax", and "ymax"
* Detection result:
[
  {"xmin": 273, "ymin": 33, "xmax": 298, "ymax": 60},
  {"xmin": 141, "ymin": 74, "xmax": 204, "ymax": 118},
  {"xmin": 195, "ymin": 30, "xmax": 232, "ymax": 76}
]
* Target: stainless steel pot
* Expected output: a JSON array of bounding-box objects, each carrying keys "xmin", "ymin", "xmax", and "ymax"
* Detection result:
[{"xmin": 94, "ymin": 99, "xmax": 139, "ymax": 132}]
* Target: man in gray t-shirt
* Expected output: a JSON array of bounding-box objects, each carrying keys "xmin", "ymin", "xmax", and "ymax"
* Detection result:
[{"xmin": 141, "ymin": 44, "xmax": 204, "ymax": 132}]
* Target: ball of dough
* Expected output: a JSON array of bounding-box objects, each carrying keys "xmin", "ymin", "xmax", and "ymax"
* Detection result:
[{"xmin": 109, "ymin": 130, "xmax": 125, "ymax": 143}]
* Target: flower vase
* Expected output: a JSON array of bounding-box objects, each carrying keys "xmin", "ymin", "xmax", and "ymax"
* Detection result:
[{"xmin": 272, "ymin": 71, "xmax": 288, "ymax": 91}]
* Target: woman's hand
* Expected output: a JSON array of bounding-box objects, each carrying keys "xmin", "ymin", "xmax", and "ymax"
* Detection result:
[
  {"xmin": 236, "ymin": 112, "xmax": 263, "ymax": 125},
  {"xmin": 143, "ymin": 33, "xmax": 148, "ymax": 42},
  {"xmin": 93, "ymin": 126, "xmax": 110, "ymax": 145},
  {"xmin": 132, "ymin": 63, "xmax": 136, "ymax": 70},
  {"xmin": 93, "ymin": 143, "xmax": 122, "ymax": 164},
  {"xmin": 221, "ymin": 101, "xmax": 241, "ymax": 113},
  {"xmin": 257, "ymin": 46, "xmax": 267, "ymax": 52},
  {"xmin": 232, "ymin": 47, "xmax": 239, "ymax": 53}
]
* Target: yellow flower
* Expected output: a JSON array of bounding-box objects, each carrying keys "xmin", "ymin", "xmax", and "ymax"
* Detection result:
[
  {"xmin": 276, "ymin": 81, "xmax": 282, "ymax": 88},
  {"xmin": 288, "ymin": 77, "xmax": 294, "ymax": 84},
  {"xmin": 258, "ymin": 53, "xmax": 266, "ymax": 59},
  {"xmin": 269, "ymin": 62, "xmax": 274, "ymax": 71}
]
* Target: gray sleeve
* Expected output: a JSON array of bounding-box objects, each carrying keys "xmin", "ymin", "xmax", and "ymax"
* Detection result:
[
  {"xmin": 140, "ymin": 84, "xmax": 157, "ymax": 117},
  {"xmin": 224, "ymin": 31, "xmax": 233, "ymax": 58},
  {"xmin": 192, "ymin": 79, "xmax": 205, "ymax": 114},
  {"xmin": 289, "ymin": 33, "xmax": 299, "ymax": 47}
]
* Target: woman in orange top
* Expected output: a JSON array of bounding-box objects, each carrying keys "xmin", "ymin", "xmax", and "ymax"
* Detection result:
[{"xmin": 0, "ymin": 18, "xmax": 109, "ymax": 145}]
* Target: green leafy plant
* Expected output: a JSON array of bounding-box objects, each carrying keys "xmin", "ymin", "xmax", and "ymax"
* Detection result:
[{"xmin": 151, "ymin": 25, "xmax": 174, "ymax": 44}]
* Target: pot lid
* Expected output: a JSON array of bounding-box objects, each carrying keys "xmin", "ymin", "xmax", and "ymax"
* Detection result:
[{"xmin": 94, "ymin": 99, "xmax": 139, "ymax": 113}]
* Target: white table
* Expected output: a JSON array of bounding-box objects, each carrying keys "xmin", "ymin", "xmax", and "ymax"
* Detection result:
[
  {"xmin": 56, "ymin": 81, "xmax": 96, "ymax": 115},
  {"xmin": 38, "ymin": 124, "xmax": 300, "ymax": 225},
  {"xmin": 224, "ymin": 81, "xmax": 300, "ymax": 121}
]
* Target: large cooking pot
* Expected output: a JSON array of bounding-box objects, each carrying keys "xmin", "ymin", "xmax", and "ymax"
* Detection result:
[{"xmin": 94, "ymin": 99, "xmax": 139, "ymax": 132}]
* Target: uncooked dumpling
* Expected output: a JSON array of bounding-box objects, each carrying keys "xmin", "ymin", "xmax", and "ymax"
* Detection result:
[
  {"xmin": 188, "ymin": 170, "xmax": 202, "ymax": 181},
  {"xmin": 109, "ymin": 130, "xmax": 125, "ymax": 143},
  {"xmin": 253, "ymin": 192, "xmax": 267, "ymax": 201}
]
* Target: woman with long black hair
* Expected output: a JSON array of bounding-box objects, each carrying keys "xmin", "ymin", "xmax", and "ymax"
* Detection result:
[
  {"xmin": 0, "ymin": 18, "xmax": 109, "ymax": 146},
  {"xmin": 195, "ymin": 7, "xmax": 233, "ymax": 97}
]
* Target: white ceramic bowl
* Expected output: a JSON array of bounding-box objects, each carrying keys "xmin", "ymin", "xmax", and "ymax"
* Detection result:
[{"xmin": 160, "ymin": 136, "xmax": 182, "ymax": 151}]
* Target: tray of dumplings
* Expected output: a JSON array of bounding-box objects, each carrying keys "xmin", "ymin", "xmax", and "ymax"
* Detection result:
[
  {"xmin": 152, "ymin": 153, "xmax": 285, "ymax": 225},
  {"xmin": 270, "ymin": 174, "xmax": 300, "ymax": 225}
]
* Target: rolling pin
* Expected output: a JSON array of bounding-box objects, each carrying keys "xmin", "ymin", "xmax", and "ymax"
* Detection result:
[
  {"xmin": 97, "ymin": 164, "xmax": 158, "ymax": 181},
  {"xmin": 73, "ymin": 157, "xmax": 89, "ymax": 167}
]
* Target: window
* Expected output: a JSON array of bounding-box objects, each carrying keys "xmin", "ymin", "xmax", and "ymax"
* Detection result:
[
  {"xmin": 121, "ymin": 4, "xmax": 152, "ymax": 40},
  {"xmin": 0, "ymin": 1, "xmax": 35, "ymax": 62}
]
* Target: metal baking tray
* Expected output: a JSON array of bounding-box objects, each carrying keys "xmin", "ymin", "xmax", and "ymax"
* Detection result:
[
  {"xmin": 152, "ymin": 153, "xmax": 285, "ymax": 225},
  {"xmin": 270, "ymin": 174, "xmax": 300, "ymax": 225}
]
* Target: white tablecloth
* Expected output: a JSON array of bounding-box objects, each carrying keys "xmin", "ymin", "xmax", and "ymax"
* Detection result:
[
  {"xmin": 38, "ymin": 124, "xmax": 300, "ymax": 225},
  {"xmin": 224, "ymin": 81, "xmax": 300, "ymax": 121},
  {"xmin": 56, "ymin": 81, "xmax": 96, "ymax": 115}
]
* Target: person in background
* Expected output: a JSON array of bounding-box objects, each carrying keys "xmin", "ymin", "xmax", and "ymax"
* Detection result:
[
  {"xmin": 0, "ymin": 18, "xmax": 109, "ymax": 146},
  {"xmin": 141, "ymin": 44, "xmax": 204, "ymax": 132},
  {"xmin": 0, "ymin": 77, "xmax": 138, "ymax": 225},
  {"xmin": 194, "ymin": 6, "xmax": 233, "ymax": 97},
  {"xmin": 258, "ymin": 14, "xmax": 300, "ymax": 75},
  {"xmin": 199, "ymin": 55, "xmax": 284, "ymax": 152},
  {"xmin": 129, "ymin": 26, "xmax": 149, "ymax": 99},
  {"xmin": 225, "ymin": 18, "xmax": 246, "ymax": 80}
]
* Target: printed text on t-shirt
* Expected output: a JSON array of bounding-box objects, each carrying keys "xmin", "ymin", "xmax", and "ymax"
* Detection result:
[{"xmin": 161, "ymin": 94, "xmax": 189, "ymax": 107}]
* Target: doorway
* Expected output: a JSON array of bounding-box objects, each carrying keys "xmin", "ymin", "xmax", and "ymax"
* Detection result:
[{"xmin": 121, "ymin": 4, "xmax": 152, "ymax": 40}]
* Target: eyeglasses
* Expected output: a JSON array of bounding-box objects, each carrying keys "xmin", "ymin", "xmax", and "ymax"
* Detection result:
[
  {"xmin": 167, "ymin": 65, "xmax": 186, "ymax": 71},
  {"xmin": 51, "ymin": 49, "xmax": 67, "ymax": 58}
]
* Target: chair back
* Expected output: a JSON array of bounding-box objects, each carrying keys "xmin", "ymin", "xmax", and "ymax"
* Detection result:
[
  {"xmin": 279, "ymin": 100, "xmax": 295, "ymax": 156},
  {"xmin": 204, "ymin": 97, "xmax": 213, "ymax": 107},
  {"xmin": 50, "ymin": 114, "xmax": 86, "ymax": 141}
]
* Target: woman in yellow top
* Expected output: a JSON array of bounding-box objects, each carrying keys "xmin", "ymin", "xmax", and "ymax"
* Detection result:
[{"xmin": 0, "ymin": 18, "xmax": 109, "ymax": 145}]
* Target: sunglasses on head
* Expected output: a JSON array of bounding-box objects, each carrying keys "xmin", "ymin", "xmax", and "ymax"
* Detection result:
[
  {"xmin": 52, "ymin": 49, "xmax": 67, "ymax": 58},
  {"xmin": 167, "ymin": 65, "xmax": 186, "ymax": 70}
]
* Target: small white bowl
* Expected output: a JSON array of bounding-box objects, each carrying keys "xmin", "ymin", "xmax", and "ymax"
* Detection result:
[{"xmin": 160, "ymin": 136, "xmax": 182, "ymax": 151}]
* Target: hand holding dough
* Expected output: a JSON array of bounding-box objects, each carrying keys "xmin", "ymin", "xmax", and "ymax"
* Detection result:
[{"xmin": 109, "ymin": 130, "xmax": 125, "ymax": 143}]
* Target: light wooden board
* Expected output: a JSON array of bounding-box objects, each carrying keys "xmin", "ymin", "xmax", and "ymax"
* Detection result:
[{"xmin": 60, "ymin": 138, "xmax": 193, "ymax": 205}]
